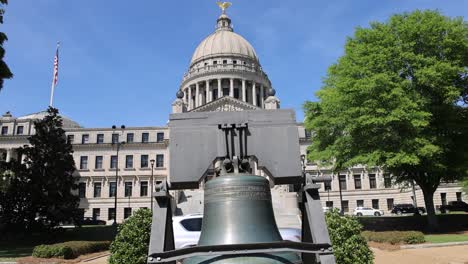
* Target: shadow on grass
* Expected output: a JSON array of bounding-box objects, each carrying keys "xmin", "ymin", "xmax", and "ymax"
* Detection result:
[{"xmin": 0, "ymin": 225, "xmax": 117, "ymax": 259}]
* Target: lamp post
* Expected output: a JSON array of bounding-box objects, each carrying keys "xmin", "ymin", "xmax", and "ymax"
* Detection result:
[
  {"xmin": 112, "ymin": 125, "xmax": 125, "ymax": 226},
  {"xmin": 150, "ymin": 159, "xmax": 155, "ymax": 212}
]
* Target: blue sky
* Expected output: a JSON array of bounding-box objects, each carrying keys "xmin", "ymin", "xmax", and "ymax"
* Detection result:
[{"xmin": 0, "ymin": 0, "xmax": 466, "ymax": 127}]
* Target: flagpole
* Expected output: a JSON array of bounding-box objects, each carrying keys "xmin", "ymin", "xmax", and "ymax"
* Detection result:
[{"xmin": 49, "ymin": 42, "xmax": 60, "ymax": 107}]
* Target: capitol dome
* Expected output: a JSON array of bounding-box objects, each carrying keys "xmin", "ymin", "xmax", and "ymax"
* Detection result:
[
  {"xmin": 179, "ymin": 8, "xmax": 274, "ymax": 112},
  {"xmin": 190, "ymin": 29, "xmax": 258, "ymax": 66}
]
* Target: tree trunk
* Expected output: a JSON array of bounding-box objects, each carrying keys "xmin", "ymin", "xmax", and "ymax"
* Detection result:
[{"xmin": 421, "ymin": 188, "xmax": 438, "ymax": 232}]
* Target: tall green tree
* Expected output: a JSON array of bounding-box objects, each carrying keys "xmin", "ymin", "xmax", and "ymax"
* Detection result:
[
  {"xmin": 0, "ymin": 107, "xmax": 79, "ymax": 231},
  {"xmin": 304, "ymin": 10, "xmax": 468, "ymax": 230},
  {"xmin": 0, "ymin": 0, "xmax": 12, "ymax": 90}
]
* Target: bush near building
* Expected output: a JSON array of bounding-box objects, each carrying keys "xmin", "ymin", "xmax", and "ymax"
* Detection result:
[
  {"xmin": 109, "ymin": 208, "xmax": 152, "ymax": 264},
  {"xmin": 325, "ymin": 209, "xmax": 374, "ymax": 264},
  {"xmin": 32, "ymin": 241, "xmax": 110, "ymax": 259},
  {"xmin": 362, "ymin": 231, "xmax": 425, "ymax": 245}
]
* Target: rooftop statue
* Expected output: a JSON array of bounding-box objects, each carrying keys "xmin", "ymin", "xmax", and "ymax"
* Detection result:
[{"xmin": 216, "ymin": 1, "xmax": 232, "ymax": 14}]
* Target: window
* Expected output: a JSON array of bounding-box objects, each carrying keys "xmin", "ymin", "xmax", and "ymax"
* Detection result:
[
  {"xmin": 156, "ymin": 132, "xmax": 164, "ymax": 142},
  {"xmin": 92, "ymin": 208, "xmax": 101, "ymax": 220},
  {"xmin": 124, "ymin": 208, "xmax": 132, "ymax": 219},
  {"xmin": 125, "ymin": 155, "xmax": 133, "ymax": 168},
  {"xmin": 223, "ymin": 60, "xmax": 227, "ymax": 64},
  {"xmin": 126, "ymin": 133, "xmax": 134, "ymax": 143},
  {"xmin": 108, "ymin": 208, "xmax": 116, "ymax": 220},
  {"xmin": 384, "ymin": 174, "xmax": 392, "ymax": 188},
  {"xmin": 82, "ymin": 134, "xmax": 89, "ymax": 144},
  {"xmin": 142, "ymin": 133, "xmax": 149, "ymax": 143},
  {"xmin": 78, "ymin": 183, "xmax": 86, "ymax": 198},
  {"xmin": 94, "ymin": 182, "xmax": 102, "ymax": 198},
  {"xmin": 140, "ymin": 181, "xmax": 148, "ymax": 197},
  {"xmin": 369, "ymin": 174, "xmax": 377, "ymax": 189},
  {"xmin": 324, "ymin": 181, "xmax": 332, "ymax": 191},
  {"xmin": 180, "ymin": 218, "xmax": 203, "ymax": 231},
  {"xmin": 141, "ymin": 155, "xmax": 149, "ymax": 168},
  {"xmin": 441, "ymin": 193, "xmax": 447, "ymax": 206},
  {"xmin": 356, "ymin": 200, "xmax": 364, "ymax": 208},
  {"xmin": 372, "ymin": 199, "xmax": 379, "ymax": 209},
  {"xmin": 1, "ymin": 126, "xmax": 8, "ymax": 135},
  {"xmin": 354, "ymin": 175, "xmax": 362, "ymax": 190},
  {"xmin": 387, "ymin": 198, "xmax": 394, "ymax": 211},
  {"xmin": 304, "ymin": 129, "xmax": 311, "ymax": 139},
  {"xmin": 341, "ymin": 200, "xmax": 349, "ymax": 213},
  {"xmin": 325, "ymin": 201, "xmax": 333, "ymax": 208},
  {"xmin": 233, "ymin": 60, "xmax": 237, "ymax": 64},
  {"xmin": 339, "ymin": 175, "xmax": 347, "ymax": 190},
  {"xmin": 96, "ymin": 134, "xmax": 104, "ymax": 144},
  {"xmin": 156, "ymin": 154, "xmax": 164, "ymax": 168},
  {"xmin": 124, "ymin": 182, "xmax": 133, "ymax": 197},
  {"xmin": 110, "ymin": 156, "xmax": 117, "ymax": 169},
  {"xmin": 109, "ymin": 182, "xmax": 116, "ymax": 197},
  {"xmin": 456, "ymin": 192, "xmax": 462, "ymax": 202},
  {"xmin": 213, "ymin": 61, "xmax": 218, "ymax": 65},
  {"xmin": 112, "ymin": 133, "xmax": 119, "ymax": 144},
  {"xmin": 95, "ymin": 156, "xmax": 103, "ymax": 169},
  {"xmin": 67, "ymin": 135, "xmax": 74, "ymax": 144},
  {"xmin": 16, "ymin": 126, "xmax": 24, "ymax": 135},
  {"xmin": 80, "ymin": 156, "xmax": 88, "ymax": 170}
]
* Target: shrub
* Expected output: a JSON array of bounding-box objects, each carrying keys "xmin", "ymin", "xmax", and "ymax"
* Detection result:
[
  {"xmin": 362, "ymin": 231, "xmax": 425, "ymax": 244},
  {"xmin": 325, "ymin": 209, "xmax": 374, "ymax": 264},
  {"xmin": 109, "ymin": 208, "xmax": 152, "ymax": 264},
  {"xmin": 32, "ymin": 241, "xmax": 110, "ymax": 259}
]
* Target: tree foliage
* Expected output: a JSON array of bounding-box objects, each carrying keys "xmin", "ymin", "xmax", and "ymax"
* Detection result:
[
  {"xmin": 326, "ymin": 209, "xmax": 373, "ymax": 264},
  {"xmin": 305, "ymin": 10, "xmax": 468, "ymax": 230},
  {"xmin": 109, "ymin": 208, "xmax": 152, "ymax": 264},
  {"xmin": 0, "ymin": 0, "xmax": 12, "ymax": 90},
  {"xmin": 0, "ymin": 107, "xmax": 79, "ymax": 231}
]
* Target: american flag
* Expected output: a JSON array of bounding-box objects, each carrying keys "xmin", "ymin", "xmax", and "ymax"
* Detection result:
[{"xmin": 53, "ymin": 43, "xmax": 59, "ymax": 86}]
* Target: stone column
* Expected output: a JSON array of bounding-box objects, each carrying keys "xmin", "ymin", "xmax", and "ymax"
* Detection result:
[
  {"xmin": 206, "ymin": 80, "xmax": 211, "ymax": 102},
  {"xmin": 195, "ymin": 82, "xmax": 200, "ymax": 107},
  {"xmin": 5, "ymin": 148, "xmax": 12, "ymax": 162},
  {"xmin": 188, "ymin": 86, "xmax": 192, "ymax": 110},
  {"xmin": 217, "ymin": 79, "xmax": 222, "ymax": 98},
  {"xmin": 260, "ymin": 85, "xmax": 264, "ymax": 108},
  {"xmin": 242, "ymin": 79, "xmax": 246, "ymax": 102},
  {"xmin": 252, "ymin": 82, "xmax": 257, "ymax": 106},
  {"xmin": 229, "ymin": 78, "xmax": 234, "ymax": 97}
]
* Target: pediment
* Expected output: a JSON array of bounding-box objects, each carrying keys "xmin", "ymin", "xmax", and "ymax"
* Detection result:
[{"xmin": 190, "ymin": 96, "xmax": 260, "ymax": 112}]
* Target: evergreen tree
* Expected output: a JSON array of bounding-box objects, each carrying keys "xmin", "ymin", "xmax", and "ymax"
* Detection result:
[
  {"xmin": 0, "ymin": 0, "xmax": 12, "ymax": 90},
  {"xmin": 0, "ymin": 107, "xmax": 79, "ymax": 231},
  {"xmin": 304, "ymin": 10, "xmax": 468, "ymax": 230}
]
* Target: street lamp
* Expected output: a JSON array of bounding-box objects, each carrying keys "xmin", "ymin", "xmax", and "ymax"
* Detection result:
[
  {"xmin": 112, "ymin": 125, "xmax": 125, "ymax": 226},
  {"xmin": 150, "ymin": 159, "xmax": 155, "ymax": 212}
]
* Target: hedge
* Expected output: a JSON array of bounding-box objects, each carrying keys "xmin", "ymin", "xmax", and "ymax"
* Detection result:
[
  {"xmin": 362, "ymin": 231, "xmax": 425, "ymax": 244},
  {"xmin": 32, "ymin": 240, "xmax": 111, "ymax": 259}
]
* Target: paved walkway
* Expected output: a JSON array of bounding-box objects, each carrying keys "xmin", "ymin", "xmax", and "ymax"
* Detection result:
[
  {"xmin": 373, "ymin": 245, "xmax": 468, "ymax": 264},
  {"xmin": 80, "ymin": 245, "xmax": 468, "ymax": 264}
]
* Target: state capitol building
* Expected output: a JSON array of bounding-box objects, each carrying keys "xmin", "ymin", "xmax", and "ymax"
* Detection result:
[{"xmin": 0, "ymin": 8, "xmax": 463, "ymax": 226}]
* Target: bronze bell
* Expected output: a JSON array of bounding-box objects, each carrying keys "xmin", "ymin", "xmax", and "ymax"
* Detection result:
[{"xmin": 183, "ymin": 174, "xmax": 302, "ymax": 264}]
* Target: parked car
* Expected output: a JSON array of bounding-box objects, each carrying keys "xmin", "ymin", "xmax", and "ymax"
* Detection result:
[
  {"xmin": 78, "ymin": 217, "xmax": 106, "ymax": 226},
  {"xmin": 173, "ymin": 214, "xmax": 301, "ymax": 249},
  {"xmin": 439, "ymin": 201, "xmax": 468, "ymax": 213},
  {"xmin": 390, "ymin": 203, "xmax": 425, "ymax": 215},
  {"xmin": 353, "ymin": 207, "xmax": 384, "ymax": 217}
]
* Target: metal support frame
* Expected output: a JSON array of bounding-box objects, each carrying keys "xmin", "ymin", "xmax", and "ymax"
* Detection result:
[
  {"xmin": 301, "ymin": 175, "xmax": 336, "ymax": 264},
  {"xmin": 148, "ymin": 181, "xmax": 175, "ymax": 264}
]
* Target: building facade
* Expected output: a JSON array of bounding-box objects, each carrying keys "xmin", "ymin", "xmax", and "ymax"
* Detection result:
[{"xmin": 0, "ymin": 7, "xmax": 464, "ymax": 226}]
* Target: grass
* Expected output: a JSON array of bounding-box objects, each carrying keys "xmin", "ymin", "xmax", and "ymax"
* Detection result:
[
  {"xmin": 425, "ymin": 234, "xmax": 468, "ymax": 244},
  {"xmin": 0, "ymin": 225, "xmax": 117, "ymax": 260}
]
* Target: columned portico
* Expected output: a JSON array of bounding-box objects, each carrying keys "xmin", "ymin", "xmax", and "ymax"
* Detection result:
[
  {"xmin": 242, "ymin": 79, "xmax": 246, "ymax": 102},
  {"xmin": 195, "ymin": 82, "xmax": 200, "ymax": 108},
  {"xmin": 252, "ymin": 83, "xmax": 257, "ymax": 106}
]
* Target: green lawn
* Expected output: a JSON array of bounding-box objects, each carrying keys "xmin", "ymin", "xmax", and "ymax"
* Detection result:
[
  {"xmin": 425, "ymin": 234, "xmax": 468, "ymax": 243},
  {"xmin": 0, "ymin": 225, "xmax": 117, "ymax": 260}
]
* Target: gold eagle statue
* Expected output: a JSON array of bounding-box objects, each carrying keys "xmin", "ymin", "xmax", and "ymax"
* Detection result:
[{"xmin": 216, "ymin": 1, "xmax": 232, "ymax": 14}]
